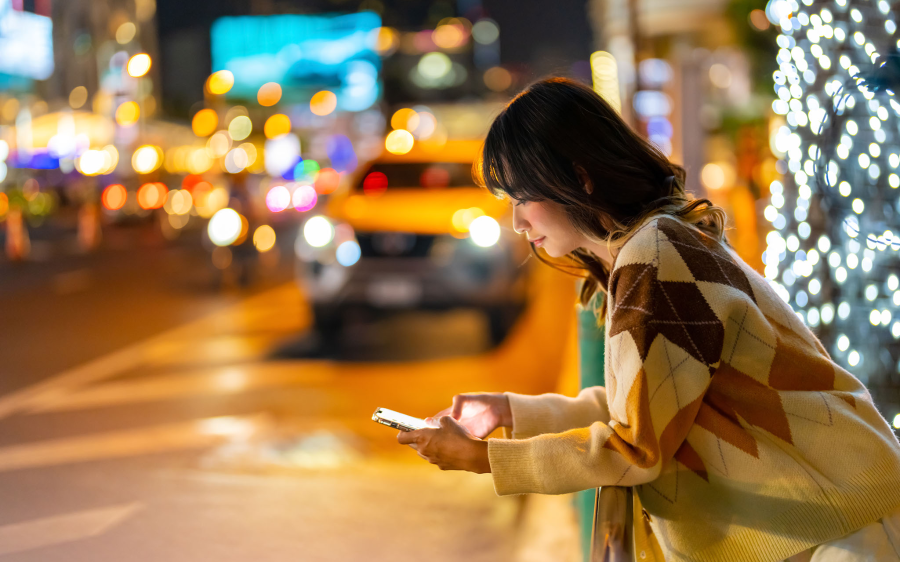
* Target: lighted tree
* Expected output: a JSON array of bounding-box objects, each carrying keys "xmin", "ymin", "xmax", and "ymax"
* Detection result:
[{"xmin": 763, "ymin": 0, "xmax": 900, "ymax": 416}]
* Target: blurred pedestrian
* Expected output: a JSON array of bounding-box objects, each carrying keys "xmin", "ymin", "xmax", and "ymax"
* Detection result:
[{"xmin": 397, "ymin": 78, "xmax": 900, "ymax": 562}]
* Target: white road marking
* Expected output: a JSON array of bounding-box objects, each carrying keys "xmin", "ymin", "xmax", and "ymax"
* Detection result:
[
  {"xmin": 0, "ymin": 414, "xmax": 270, "ymax": 473},
  {"xmin": 0, "ymin": 502, "xmax": 142, "ymax": 556},
  {"xmin": 0, "ymin": 283, "xmax": 310, "ymax": 421},
  {"xmin": 28, "ymin": 362, "xmax": 336, "ymax": 413}
]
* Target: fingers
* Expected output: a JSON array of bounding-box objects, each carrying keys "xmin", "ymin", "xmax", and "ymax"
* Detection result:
[
  {"xmin": 451, "ymin": 395, "xmax": 467, "ymax": 419},
  {"xmin": 396, "ymin": 429, "xmax": 419, "ymax": 445}
]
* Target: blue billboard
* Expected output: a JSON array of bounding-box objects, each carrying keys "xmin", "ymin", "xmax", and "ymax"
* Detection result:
[
  {"xmin": 211, "ymin": 12, "xmax": 381, "ymax": 111},
  {"xmin": 0, "ymin": 0, "xmax": 54, "ymax": 81}
]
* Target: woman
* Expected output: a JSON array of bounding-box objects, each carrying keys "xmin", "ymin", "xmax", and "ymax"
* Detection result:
[{"xmin": 396, "ymin": 77, "xmax": 900, "ymax": 561}]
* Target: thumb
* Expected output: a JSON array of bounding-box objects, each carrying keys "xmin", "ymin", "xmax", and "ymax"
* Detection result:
[
  {"xmin": 450, "ymin": 395, "xmax": 467, "ymax": 419},
  {"xmin": 439, "ymin": 415, "xmax": 462, "ymax": 429}
]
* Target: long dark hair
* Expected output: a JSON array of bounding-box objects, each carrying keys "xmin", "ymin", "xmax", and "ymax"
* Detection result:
[{"xmin": 475, "ymin": 77, "xmax": 726, "ymax": 321}]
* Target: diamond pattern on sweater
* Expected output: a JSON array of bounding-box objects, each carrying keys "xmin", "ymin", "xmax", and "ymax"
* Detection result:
[{"xmin": 657, "ymin": 218, "xmax": 755, "ymax": 302}]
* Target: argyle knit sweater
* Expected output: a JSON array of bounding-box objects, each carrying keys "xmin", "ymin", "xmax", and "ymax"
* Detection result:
[{"xmin": 487, "ymin": 216, "xmax": 900, "ymax": 562}]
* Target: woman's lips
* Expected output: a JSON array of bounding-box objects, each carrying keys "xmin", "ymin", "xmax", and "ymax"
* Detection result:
[{"xmin": 531, "ymin": 236, "xmax": 546, "ymax": 247}]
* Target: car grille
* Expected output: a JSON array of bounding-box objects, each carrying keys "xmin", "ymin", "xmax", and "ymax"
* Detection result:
[{"xmin": 356, "ymin": 232, "xmax": 435, "ymax": 258}]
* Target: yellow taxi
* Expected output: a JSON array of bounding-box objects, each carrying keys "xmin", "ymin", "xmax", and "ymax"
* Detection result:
[{"xmin": 294, "ymin": 139, "xmax": 531, "ymax": 344}]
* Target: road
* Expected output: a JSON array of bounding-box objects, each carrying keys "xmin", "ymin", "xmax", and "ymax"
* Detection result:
[{"xmin": 0, "ymin": 220, "xmax": 583, "ymax": 561}]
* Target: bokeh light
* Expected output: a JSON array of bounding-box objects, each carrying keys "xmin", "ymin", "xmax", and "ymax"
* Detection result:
[
  {"xmin": 137, "ymin": 182, "xmax": 168, "ymax": 210},
  {"xmin": 315, "ymin": 168, "xmax": 340, "ymax": 194},
  {"xmin": 207, "ymin": 131, "xmax": 232, "ymax": 158},
  {"xmin": 391, "ymin": 108, "xmax": 419, "ymax": 131},
  {"xmin": 310, "ymin": 91, "xmax": 337, "ymax": 116},
  {"xmin": 78, "ymin": 150, "xmax": 107, "ymax": 176},
  {"xmin": 132, "ymin": 145, "xmax": 163, "ymax": 174},
  {"xmin": 452, "ymin": 207, "xmax": 485, "ymax": 232},
  {"xmin": 102, "ymin": 184, "xmax": 127, "ymax": 211},
  {"xmin": 294, "ymin": 159, "xmax": 320, "ymax": 183},
  {"xmin": 292, "ymin": 185, "xmax": 318, "ymax": 212},
  {"xmin": 472, "ymin": 19, "xmax": 499, "ymax": 44},
  {"xmin": 700, "ymin": 162, "xmax": 729, "ymax": 190},
  {"xmin": 192, "ymin": 109, "xmax": 218, "ymax": 137},
  {"xmin": 69, "ymin": 86, "xmax": 88, "ymax": 109},
  {"xmin": 253, "ymin": 225, "xmax": 276, "ymax": 253},
  {"xmin": 264, "ymin": 114, "xmax": 291, "ymax": 139},
  {"xmin": 385, "ymin": 129, "xmax": 414, "ymax": 155},
  {"xmin": 374, "ymin": 27, "xmax": 399, "ymax": 55},
  {"xmin": 363, "ymin": 171, "xmax": 388, "ymax": 196},
  {"xmin": 164, "ymin": 189, "xmax": 193, "ymax": 215},
  {"xmin": 336, "ymin": 241, "xmax": 361, "ymax": 266},
  {"xmin": 433, "ymin": 23, "xmax": 467, "ymax": 49},
  {"xmin": 257, "ymin": 82, "xmax": 282, "ymax": 106},
  {"xmin": 266, "ymin": 185, "xmax": 291, "ymax": 212},
  {"xmin": 483, "ymin": 67, "xmax": 512, "ymax": 91},
  {"xmin": 411, "ymin": 111, "xmax": 437, "ymax": 139},
  {"xmin": 208, "ymin": 208, "xmax": 242, "ymax": 246},
  {"xmin": 116, "ymin": 22, "xmax": 137, "ymax": 44},
  {"xmin": 115, "ymin": 101, "xmax": 140, "ymax": 126},
  {"xmin": 127, "ymin": 53, "xmax": 152, "ymax": 77},
  {"xmin": 224, "ymin": 147, "xmax": 249, "ymax": 173},
  {"xmin": 194, "ymin": 185, "xmax": 229, "ymax": 218},
  {"xmin": 228, "ymin": 115, "xmax": 252, "ymax": 141},
  {"xmin": 418, "ymin": 52, "xmax": 452, "ymax": 80},
  {"xmin": 469, "ymin": 215, "xmax": 500, "ymax": 247},
  {"xmin": 303, "ymin": 216, "xmax": 334, "ymax": 248},
  {"xmin": 239, "ymin": 143, "xmax": 258, "ymax": 166},
  {"xmin": 207, "ymin": 71, "xmax": 234, "ymax": 95}
]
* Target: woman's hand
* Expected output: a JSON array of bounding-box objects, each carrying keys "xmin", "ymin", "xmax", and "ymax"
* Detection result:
[
  {"xmin": 397, "ymin": 416, "xmax": 491, "ymax": 473},
  {"xmin": 424, "ymin": 393, "xmax": 512, "ymax": 439}
]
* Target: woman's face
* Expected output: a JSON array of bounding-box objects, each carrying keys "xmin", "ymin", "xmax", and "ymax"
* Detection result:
[{"xmin": 511, "ymin": 198, "xmax": 585, "ymax": 258}]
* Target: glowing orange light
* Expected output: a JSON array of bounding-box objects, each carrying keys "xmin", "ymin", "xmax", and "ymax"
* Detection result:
[
  {"xmin": 264, "ymin": 114, "xmax": 292, "ymax": 139},
  {"xmin": 102, "ymin": 184, "xmax": 128, "ymax": 211},
  {"xmin": 310, "ymin": 91, "xmax": 337, "ymax": 116},
  {"xmin": 432, "ymin": 24, "xmax": 467, "ymax": 49},
  {"xmin": 314, "ymin": 168, "xmax": 340, "ymax": 194},
  {"xmin": 182, "ymin": 174, "xmax": 203, "ymax": 191},
  {"xmin": 234, "ymin": 213, "xmax": 250, "ymax": 245},
  {"xmin": 207, "ymin": 71, "xmax": 234, "ymax": 95},
  {"xmin": 374, "ymin": 27, "xmax": 399, "ymax": 54},
  {"xmin": 0, "ymin": 192, "xmax": 8, "ymax": 216},
  {"xmin": 115, "ymin": 101, "xmax": 140, "ymax": 126},
  {"xmin": 749, "ymin": 9, "xmax": 770, "ymax": 30},
  {"xmin": 391, "ymin": 108, "xmax": 418, "ymax": 131},
  {"xmin": 138, "ymin": 182, "xmax": 168, "ymax": 210},
  {"xmin": 192, "ymin": 108, "xmax": 218, "ymax": 137},
  {"xmin": 127, "ymin": 53, "xmax": 152, "ymax": 77},
  {"xmin": 257, "ymin": 82, "xmax": 282, "ymax": 106}
]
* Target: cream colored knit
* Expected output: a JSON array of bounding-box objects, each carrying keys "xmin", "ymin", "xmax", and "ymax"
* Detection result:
[{"xmin": 487, "ymin": 217, "xmax": 900, "ymax": 562}]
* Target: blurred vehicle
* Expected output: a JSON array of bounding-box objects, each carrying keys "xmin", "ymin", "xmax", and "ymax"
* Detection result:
[{"xmin": 294, "ymin": 139, "xmax": 531, "ymax": 345}]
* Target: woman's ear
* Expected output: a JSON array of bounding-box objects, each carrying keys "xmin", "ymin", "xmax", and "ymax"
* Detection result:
[{"xmin": 575, "ymin": 165, "xmax": 593, "ymax": 195}]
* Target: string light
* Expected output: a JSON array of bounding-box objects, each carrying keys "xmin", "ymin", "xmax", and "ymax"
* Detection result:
[{"xmin": 764, "ymin": 0, "xmax": 900, "ymax": 384}]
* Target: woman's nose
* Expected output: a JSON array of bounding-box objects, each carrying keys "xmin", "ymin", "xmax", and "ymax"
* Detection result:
[{"xmin": 512, "ymin": 206, "xmax": 528, "ymax": 234}]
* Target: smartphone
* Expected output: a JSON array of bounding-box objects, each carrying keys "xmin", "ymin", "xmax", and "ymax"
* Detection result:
[{"xmin": 372, "ymin": 407, "xmax": 431, "ymax": 432}]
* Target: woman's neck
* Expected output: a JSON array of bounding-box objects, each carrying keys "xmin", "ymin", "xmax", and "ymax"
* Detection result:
[{"xmin": 580, "ymin": 238, "xmax": 616, "ymax": 268}]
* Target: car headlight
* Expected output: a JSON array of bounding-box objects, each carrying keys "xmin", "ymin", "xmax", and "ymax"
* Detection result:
[
  {"xmin": 468, "ymin": 216, "xmax": 501, "ymax": 247},
  {"xmin": 304, "ymin": 215, "xmax": 334, "ymax": 247}
]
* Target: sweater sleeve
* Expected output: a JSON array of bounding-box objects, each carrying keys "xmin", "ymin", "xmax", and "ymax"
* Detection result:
[
  {"xmin": 505, "ymin": 387, "xmax": 610, "ymax": 440},
  {"xmin": 488, "ymin": 220, "xmax": 720, "ymax": 496}
]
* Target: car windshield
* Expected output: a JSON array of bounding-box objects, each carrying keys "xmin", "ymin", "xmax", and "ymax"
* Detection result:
[{"xmin": 355, "ymin": 162, "xmax": 475, "ymax": 193}]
